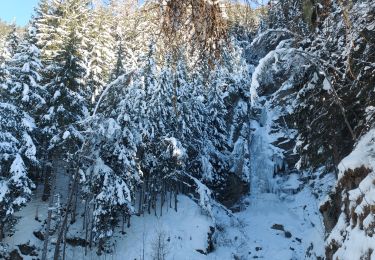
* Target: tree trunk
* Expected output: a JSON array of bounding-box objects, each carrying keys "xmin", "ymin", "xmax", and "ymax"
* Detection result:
[
  {"xmin": 138, "ymin": 184, "xmax": 144, "ymax": 215},
  {"xmin": 89, "ymin": 212, "xmax": 94, "ymax": 249},
  {"xmin": 85, "ymin": 213, "xmax": 90, "ymax": 255},
  {"xmin": 42, "ymin": 164, "xmax": 52, "ymax": 201},
  {"xmin": 97, "ymin": 238, "xmax": 104, "ymax": 255},
  {"xmin": 70, "ymin": 185, "xmax": 78, "ymax": 224},
  {"xmin": 148, "ymin": 194, "xmax": 151, "ymax": 215},
  {"xmin": 122, "ymin": 214, "xmax": 125, "ymax": 234},
  {"xmin": 42, "ymin": 164, "xmax": 55, "ymax": 260},
  {"xmin": 160, "ymin": 190, "xmax": 164, "ymax": 217},
  {"xmin": 83, "ymin": 199, "xmax": 88, "ymax": 230},
  {"xmin": 53, "ymin": 199, "xmax": 70, "ymax": 260},
  {"xmin": 53, "ymin": 172, "xmax": 78, "ymax": 260},
  {"xmin": 169, "ymin": 189, "xmax": 172, "ymax": 209},
  {"xmin": 0, "ymin": 222, "xmax": 4, "ymax": 242},
  {"xmin": 174, "ymin": 189, "xmax": 178, "ymax": 212},
  {"xmin": 42, "ymin": 193, "xmax": 53, "ymax": 260},
  {"xmin": 62, "ymin": 227, "xmax": 68, "ymax": 260},
  {"xmin": 154, "ymin": 192, "xmax": 157, "ymax": 217}
]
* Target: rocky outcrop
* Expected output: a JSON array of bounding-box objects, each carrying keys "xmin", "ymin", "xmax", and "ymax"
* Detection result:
[
  {"xmin": 321, "ymin": 166, "xmax": 374, "ymax": 260},
  {"xmin": 17, "ymin": 243, "xmax": 38, "ymax": 257},
  {"xmin": 216, "ymin": 174, "xmax": 249, "ymax": 209},
  {"xmin": 320, "ymin": 166, "xmax": 371, "ymax": 234},
  {"xmin": 247, "ymin": 29, "xmax": 295, "ymax": 65},
  {"xmin": 8, "ymin": 250, "xmax": 22, "ymax": 260}
]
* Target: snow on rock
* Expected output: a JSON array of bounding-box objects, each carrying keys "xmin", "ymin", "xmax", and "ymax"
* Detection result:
[
  {"xmin": 250, "ymin": 50, "xmax": 279, "ymax": 105},
  {"xmin": 191, "ymin": 176, "xmax": 214, "ymax": 218},
  {"xmin": 279, "ymin": 173, "xmax": 303, "ymax": 194},
  {"xmin": 323, "ymin": 128, "xmax": 375, "ymax": 259},
  {"xmin": 338, "ymin": 129, "xmax": 375, "ymax": 178}
]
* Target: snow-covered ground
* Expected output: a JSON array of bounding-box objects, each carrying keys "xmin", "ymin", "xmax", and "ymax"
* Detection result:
[
  {"xmin": 4, "ymin": 186, "xmax": 48, "ymax": 256},
  {"xmin": 4, "ymin": 173, "xmax": 333, "ymax": 260},
  {"xmin": 93, "ymin": 195, "xmax": 214, "ymax": 260},
  {"xmin": 234, "ymin": 184, "xmax": 327, "ymax": 259},
  {"xmin": 208, "ymin": 166, "xmax": 334, "ymax": 259},
  {"xmin": 5, "ymin": 192, "xmax": 214, "ymax": 260}
]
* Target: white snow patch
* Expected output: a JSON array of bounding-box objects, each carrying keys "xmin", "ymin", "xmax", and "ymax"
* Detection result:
[
  {"xmin": 322, "ymin": 78, "xmax": 332, "ymax": 91},
  {"xmin": 62, "ymin": 131, "xmax": 71, "ymax": 140},
  {"xmin": 165, "ymin": 137, "xmax": 187, "ymax": 160},
  {"xmin": 338, "ymin": 129, "xmax": 375, "ymax": 179}
]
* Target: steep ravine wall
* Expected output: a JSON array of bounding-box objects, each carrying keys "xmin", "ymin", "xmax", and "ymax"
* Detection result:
[{"xmin": 320, "ymin": 130, "xmax": 375, "ymax": 260}]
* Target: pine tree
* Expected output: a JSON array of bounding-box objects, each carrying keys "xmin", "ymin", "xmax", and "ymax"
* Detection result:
[
  {"xmin": 3, "ymin": 24, "xmax": 20, "ymax": 61},
  {"xmin": 202, "ymin": 63, "xmax": 230, "ymax": 183},
  {"xmin": 0, "ymin": 38, "xmax": 7, "ymax": 86},
  {"xmin": 0, "ymin": 93, "xmax": 36, "ymax": 241},
  {"xmin": 0, "ymin": 23, "xmax": 46, "ymax": 241},
  {"xmin": 38, "ymin": 0, "xmax": 91, "ymax": 158},
  {"xmin": 81, "ymin": 116, "xmax": 138, "ymax": 252},
  {"xmin": 86, "ymin": 5, "xmax": 115, "ymax": 105},
  {"xmin": 142, "ymin": 55, "xmax": 182, "ymax": 202},
  {"xmin": 111, "ymin": 33, "xmax": 126, "ymax": 80},
  {"xmin": 34, "ymin": 0, "xmax": 65, "ymax": 64},
  {"xmin": 6, "ymin": 26, "xmax": 45, "ymax": 112},
  {"xmin": 0, "ymin": 24, "xmax": 20, "ymax": 89},
  {"xmin": 220, "ymin": 42, "xmax": 251, "ymax": 181},
  {"xmin": 0, "ymin": 61, "xmax": 9, "ymax": 90}
]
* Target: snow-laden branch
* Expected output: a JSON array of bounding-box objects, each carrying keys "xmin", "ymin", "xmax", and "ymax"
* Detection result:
[
  {"xmin": 250, "ymin": 46, "xmax": 356, "ymax": 140},
  {"xmin": 92, "ymin": 71, "xmax": 134, "ymax": 117}
]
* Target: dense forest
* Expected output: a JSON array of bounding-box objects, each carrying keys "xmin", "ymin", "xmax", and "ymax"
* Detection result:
[{"xmin": 0, "ymin": 0, "xmax": 374, "ymax": 259}]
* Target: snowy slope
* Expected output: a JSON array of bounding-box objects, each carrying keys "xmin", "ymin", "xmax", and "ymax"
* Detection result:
[
  {"xmin": 235, "ymin": 189, "xmax": 325, "ymax": 259},
  {"xmin": 209, "ymin": 167, "xmax": 333, "ymax": 260},
  {"xmin": 4, "ymin": 172, "xmax": 333, "ymax": 260},
  {"xmin": 4, "ymin": 192, "xmax": 215, "ymax": 260},
  {"xmin": 97, "ymin": 195, "xmax": 214, "ymax": 260}
]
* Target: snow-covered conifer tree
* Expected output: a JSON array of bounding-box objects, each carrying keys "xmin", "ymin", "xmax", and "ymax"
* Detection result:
[
  {"xmin": 80, "ymin": 115, "xmax": 138, "ymax": 251},
  {"xmin": 6, "ymin": 26, "xmax": 45, "ymax": 112},
  {"xmin": 0, "ymin": 91, "xmax": 37, "ymax": 241},
  {"xmin": 38, "ymin": 0, "xmax": 91, "ymax": 158},
  {"xmin": 2, "ymin": 24, "xmax": 20, "ymax": 61},
  {"xmin": 86, "ymin": 6, "xmax": 115, "ymax": 105},
  {"xmin": 0, "ymin": 24, "xmax": 44, "ymax": 241}
]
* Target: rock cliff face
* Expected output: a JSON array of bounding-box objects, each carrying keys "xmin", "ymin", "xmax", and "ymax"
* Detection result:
[{"xmin": 321, "ymin": 130, "xmax": 375, "ymax": 260}]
